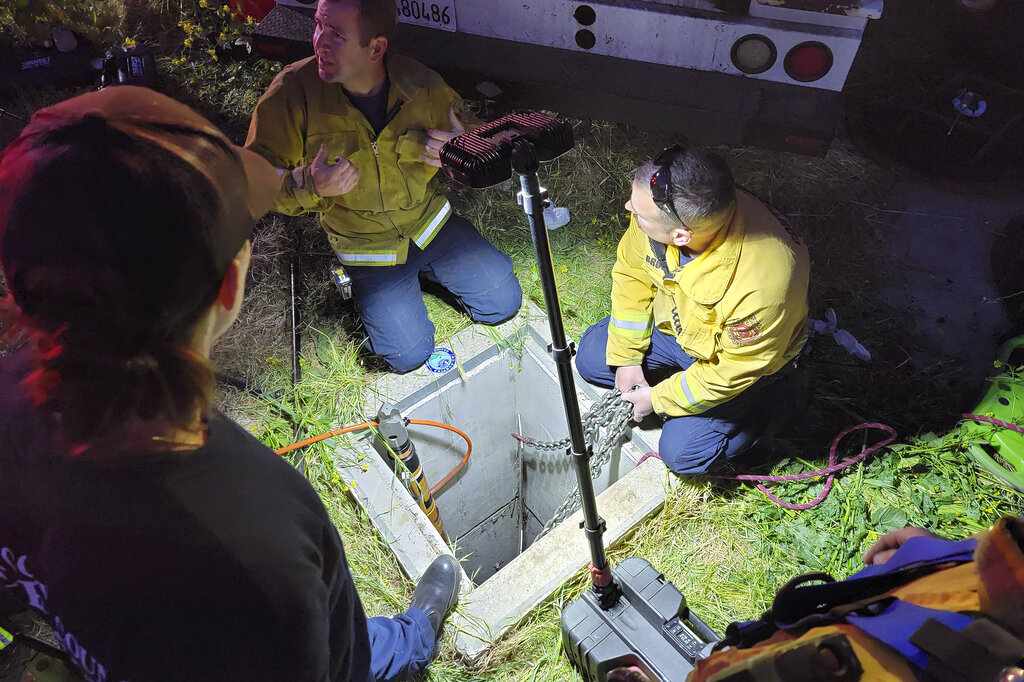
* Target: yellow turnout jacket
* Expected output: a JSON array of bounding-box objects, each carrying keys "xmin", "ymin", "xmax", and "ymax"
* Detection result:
[
  {"xmin": 245, "ymin": 54, "xmax": 459, "ymax": 266},
  {"xmin": 606, "ymin": 190, "xmax": 810, "ymax": 417}
]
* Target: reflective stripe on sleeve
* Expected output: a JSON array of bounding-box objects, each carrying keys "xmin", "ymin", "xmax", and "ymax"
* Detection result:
[
  {"xmin": 413, "ymin": 200, "xmax": 452, "ymax": 249},
  {"xmin": 679, "ymin": 371, "xmax": 711, "ymax": 411},
  {"xmin": 610, "ymin": 314, "xmax": 653, "ymax": 338}
]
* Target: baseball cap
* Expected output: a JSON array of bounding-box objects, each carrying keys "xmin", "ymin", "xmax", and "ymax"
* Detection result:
[{"xmin": 0, "ymin": 86, "xmax": 282, "ymax": 323}]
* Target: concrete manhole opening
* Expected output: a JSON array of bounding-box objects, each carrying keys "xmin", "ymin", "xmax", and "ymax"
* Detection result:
[
  {"xmin": 389, "ymin": 326, "xmax": 637, "ymax": 585},
  {"xmin": 337, "ymin": 313, "xmax": 667, "ymax": 657}
]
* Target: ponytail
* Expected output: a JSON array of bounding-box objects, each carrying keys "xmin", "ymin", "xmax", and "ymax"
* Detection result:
[{"xmin": 2, "ymin": 296, "xmax": 215, "ymax": 450}]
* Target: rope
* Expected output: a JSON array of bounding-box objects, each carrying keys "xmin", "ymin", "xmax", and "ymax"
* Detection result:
[
  {"xmin": 645, "ymin": 422, "xmax": 899, "ymax": 511},
  {"xmin": 645, "ymin": 414, "xmax": 1023, "ymax": 511},
  {"xmin": 715, "ymin": 423, "xmax": 898, "ymax": 510}
]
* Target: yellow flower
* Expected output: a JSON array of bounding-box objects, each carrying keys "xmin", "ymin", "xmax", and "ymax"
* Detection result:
[
  {"xmin": 123, "ymin": 36, "xmax": 136, "ymax": 48},
  {"xmin": 183, "ymin": 38, "xmax": 193, "ymax": 48},
  {"xmin": 219, "ymin": 32, "xmax": 228, "ymax": 42},
  {"xmin": 246, "ymin": 15, "xmax": 255, "ymax": 24},
  {"xmin": 199, "ymin": 0, "xmax": 208, "ymax": 6},
  {"xmin": 207, "ymin": 48, "xmax": 218, "ymax": 60},
  {"xmin": 222, "ymin": 4, "xmax": 232, "ymax": 12}
]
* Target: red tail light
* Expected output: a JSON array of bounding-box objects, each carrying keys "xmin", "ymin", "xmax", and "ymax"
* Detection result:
[{"xmin": 784, "ymin": 42, "xmax": 833, "ymax": 82}]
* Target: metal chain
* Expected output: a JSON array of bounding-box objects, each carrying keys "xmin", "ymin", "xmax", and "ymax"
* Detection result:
[
  {"xmin": 512, "ymin": 389, "xmax": 632, "ymax": 453},
  {"xmin": 512, "ymin": 390, "xmax": 634, "ymax": 541}
]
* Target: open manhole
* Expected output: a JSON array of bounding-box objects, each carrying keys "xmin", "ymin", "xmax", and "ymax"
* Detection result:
[
  {"xmin": 334, "ymin": 308, "xmax": 668, "ymax": 658},
  {"xmin": 394, "ymin": 332, "xmax": 635, "ymax": 584}
]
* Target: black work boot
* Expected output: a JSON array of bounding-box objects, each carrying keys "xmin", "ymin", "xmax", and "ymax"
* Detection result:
[{"xmin": 410, "ymin": 554, "xmax": 461, "ymax": 637}]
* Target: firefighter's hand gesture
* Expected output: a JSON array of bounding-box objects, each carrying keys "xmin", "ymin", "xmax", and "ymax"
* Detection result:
[
  {"xmin": 421, "ymin": 107, "xmax": 465, "ymax": 167},
  {"xmin": 309, "ymin": 143, "xmax": 359, "ymax": 197}
]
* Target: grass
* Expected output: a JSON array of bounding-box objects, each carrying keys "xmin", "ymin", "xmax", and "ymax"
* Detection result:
[{"xmin": 2, "ymin": 5, "xmax": 1024, "ymax": 680}]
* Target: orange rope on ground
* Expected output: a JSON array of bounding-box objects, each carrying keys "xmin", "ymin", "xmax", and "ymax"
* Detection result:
[{"xmin": 274, "ymin": 419, "xmax": 472, "ymax": 496}]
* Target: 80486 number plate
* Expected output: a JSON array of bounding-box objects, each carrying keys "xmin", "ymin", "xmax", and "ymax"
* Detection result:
[{"xmin": 396, "ymin": 0, "xmax": 456, "ymax": 32}]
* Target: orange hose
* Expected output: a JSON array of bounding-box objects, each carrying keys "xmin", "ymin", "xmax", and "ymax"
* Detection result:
[
  {"xmin": 416, "ymin": 420, "xmax": 472, "ymax": 495},
  {"xmin": 274, "ymin": 419, "xmax": 472, "ymax": 496},
  {"xmin": 275, "ymin": 422, "xmax": 375, "ymax": 455}
]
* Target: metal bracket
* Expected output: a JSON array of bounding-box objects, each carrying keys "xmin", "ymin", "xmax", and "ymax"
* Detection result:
[
  {"xmin": 547, "ymin": 339, "xmax": 576, "ymax": 363},
  {"xmin": 516, "ymin": 186, "xmax": 550, "ymax": 215}
]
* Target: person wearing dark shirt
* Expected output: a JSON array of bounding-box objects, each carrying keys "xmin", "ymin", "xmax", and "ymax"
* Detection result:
[{"xmin": 0, "ymin": 86, "xmax": 460, "ymax": 682}]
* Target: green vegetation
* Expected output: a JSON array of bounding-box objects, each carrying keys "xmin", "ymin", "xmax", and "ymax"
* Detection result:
[{"xmin": 2, "ymin": 5, "xmax": 1022, "ymax": 680}]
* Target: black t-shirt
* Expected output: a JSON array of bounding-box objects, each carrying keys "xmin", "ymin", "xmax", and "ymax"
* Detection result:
[
  {"xmin": 344, "ymin": 79, "xmax": 390, "ymax": 135},
  {"xmin": 0, "ymin": 354, "xmax": 373, "ymax": 682}
]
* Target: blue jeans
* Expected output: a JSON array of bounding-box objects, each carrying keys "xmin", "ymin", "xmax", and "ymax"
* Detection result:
[
  {"xmin": 367, "ymin": 607, "xmax": 435, "ymax": 682},
  {"xmin": 347, "ymin": 215, "xmax": 522, "ymax": 373},
  {"xmin": 575, "ymin": 317, "xmax": 808, "ymax": 474}
]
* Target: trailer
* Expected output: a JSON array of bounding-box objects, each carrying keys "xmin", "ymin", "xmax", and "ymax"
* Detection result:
[{"xmin": 253, "ymin": 0, "xmax": 882, "ymax": 154}]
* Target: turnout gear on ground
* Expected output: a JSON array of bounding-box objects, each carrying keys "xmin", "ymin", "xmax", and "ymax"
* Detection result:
[
  {"xmin": 689, "ymin": 517, "xmax": 1024, "ymax": 682},
  {"xmin": 606, "ymin": 190, "xmax": 810, "ymax": 417},
  {"xmin": 245, "ymin": 54, "xmax": 459, "ymax": 266}
]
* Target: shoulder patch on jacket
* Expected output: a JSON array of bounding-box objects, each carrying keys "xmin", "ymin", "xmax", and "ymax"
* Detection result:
[{"xmin": 726, "ymin": 314, "xmax": 762, "ymax": 345}]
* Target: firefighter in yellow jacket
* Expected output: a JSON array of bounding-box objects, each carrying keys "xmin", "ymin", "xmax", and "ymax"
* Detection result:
[
  {"xmin": 575, "ymin": 145, "xmax": 811, "ymax": 473},
  {"xmin": 245, "ymin": 0, "xmax": 521, "ymax": 372}
]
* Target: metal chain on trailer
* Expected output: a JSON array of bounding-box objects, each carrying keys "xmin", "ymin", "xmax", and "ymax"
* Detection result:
[{"xmin": 513, "ymin": 390, "xmax": 634, "ymax": 541}]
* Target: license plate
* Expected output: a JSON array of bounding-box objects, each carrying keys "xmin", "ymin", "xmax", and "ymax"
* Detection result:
[{"xmin": 396, "ymin": 0, "xmax": 456, "ymax": 32}]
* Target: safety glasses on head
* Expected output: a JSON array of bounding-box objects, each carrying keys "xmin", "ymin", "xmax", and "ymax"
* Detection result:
[{"xmin": 650, "ymin": 144, "xmax": 684, "ymax": 224}]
